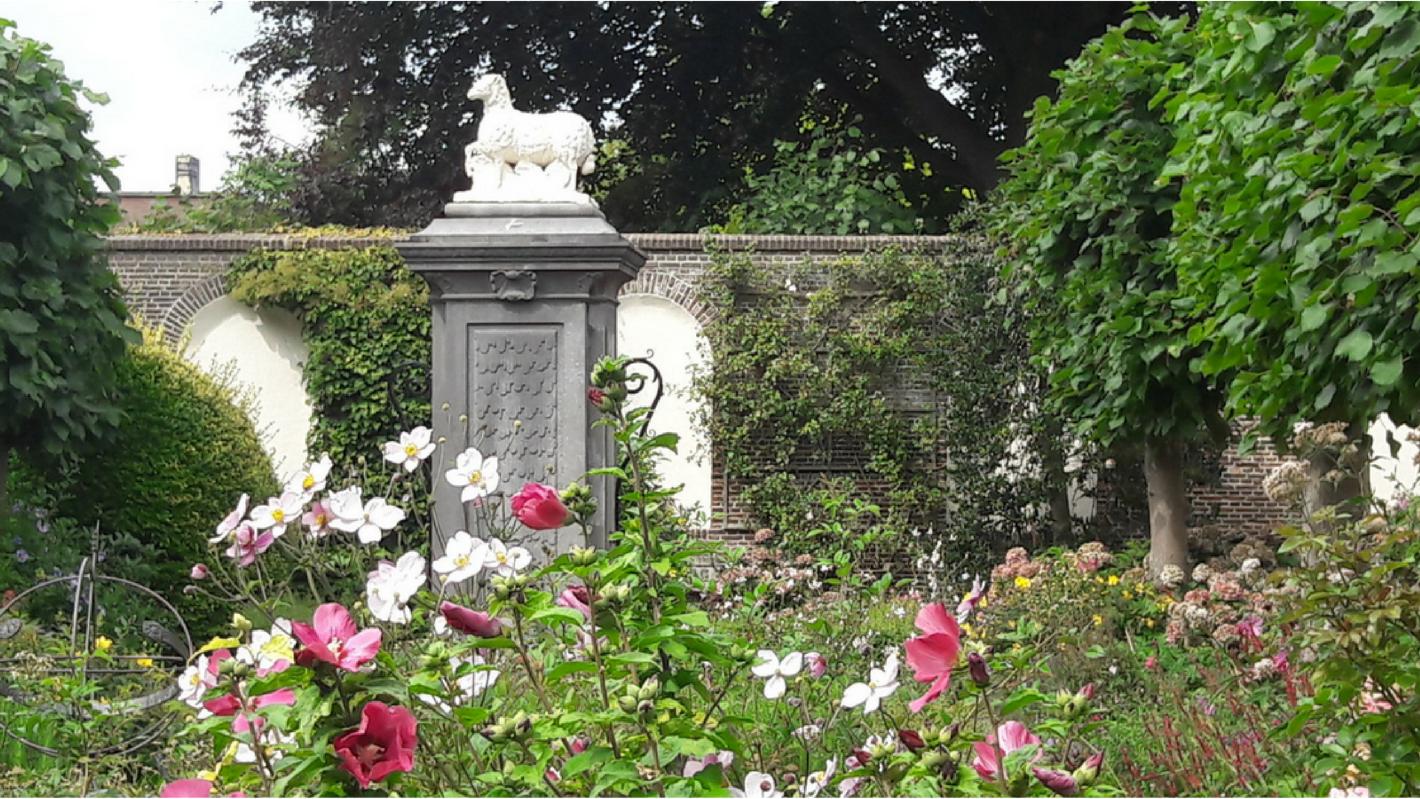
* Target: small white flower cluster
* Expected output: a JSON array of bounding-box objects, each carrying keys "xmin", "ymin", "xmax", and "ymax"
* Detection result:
[{"xmin": 432, "ymin": 530, "xmax": 531, "ymax": 585}]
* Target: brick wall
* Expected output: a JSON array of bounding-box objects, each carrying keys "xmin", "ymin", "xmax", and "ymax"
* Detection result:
[{"xmin": 103, "ymin": 232, "xmax": 1292, "ymax": 540}]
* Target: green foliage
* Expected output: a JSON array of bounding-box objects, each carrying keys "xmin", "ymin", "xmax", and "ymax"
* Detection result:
[
  {"xmin": 226, "ymin": 247, "xmax": 431, "ymax": 473},
  {"xmin": 1273, "ymin": 454, "xmax": 1420, "ymax": 795},
  {"xmin": 717, "ymin": 115, "xmax": 929, "ymax": 235},
  {"xmin": 993, "ymin": 12, "xmax": 1225, "ymax": 451},
  {"xmin": 126, "ymin": 152, "xmax": 301, "ymax": 233},
  {"xmin": 0, "ymin": 19, "xmax": 137, "ymax": 461},
  {"xmin": 1165, "ymin": 3, "xmax": 1420, "ymax": 440},
  {"xmin": 694, "ymin": 241, "xmax": 1051, "ymax": 564},
  {"xmin": 55, "ymin": 330, "xmax": 277, "ymax": 620}
]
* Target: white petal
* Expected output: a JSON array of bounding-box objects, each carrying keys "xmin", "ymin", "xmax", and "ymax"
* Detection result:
[
  {"xmin": 779, "ymin": 651, "xmax": 803, "ymax": 677},
  {"xmin": 461, "ymin": 483, "xmax": 487, "ymax": 503},
  {"xmin": 402, "ymin": 457, "xmax": 419, "ymax": 472},
  {"xmin": 509, "ymin": 547, "xmax": 531, "ymax": 569},
  {"xmin": 751, "ymin": 650, "xmax": 780, "ymax": 678},
  {"xmin": 445, "ymin": 467, "xmax": 467, "ymax": 487},
  {"xmin": 357, "ymin": 524, "xmax": 384, "ymax": 544},
  {"xmin": 410, "ymin": 426, "xmax": 432, "ymax": 447},
  {"xmin": 764, "ymin": 675, "xmax": 786, "ymax": 700},
  {"xmin": 368, "ymin": 501, "xmax": 406, "ymax": 529},
  {"xmin": 841, "ymin": 682, "xmax": 870, "ymax": 708},
  {"xmin": 382, "ymin": 442, "xmax": 405, "ymax": 465},
  {"xmin": 863, "ymin": 694, "xmax": 880, "ymax": 715}
]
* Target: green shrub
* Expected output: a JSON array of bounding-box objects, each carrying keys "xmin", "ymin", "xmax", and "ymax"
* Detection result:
[{"xmin": 55, "ymin": 330, "xmax": 277, "ymax": 620}]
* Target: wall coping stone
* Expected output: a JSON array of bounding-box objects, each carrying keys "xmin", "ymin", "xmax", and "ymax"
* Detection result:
[{"xmin": 104, "ymin": 232, "xmax": 964, "ymax": 254}]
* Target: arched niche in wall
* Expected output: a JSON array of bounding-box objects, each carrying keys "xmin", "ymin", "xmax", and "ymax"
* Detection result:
[
  {"xmin": 616, "ymin": 293, "xmax": 712, "ymax": 523},
  {"xmin": 183, "ymin": 295, "xmax": 313, "ymax": 482}
]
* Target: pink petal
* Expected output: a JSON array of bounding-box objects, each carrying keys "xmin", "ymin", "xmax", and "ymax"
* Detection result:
[
  {"xmin": 203, "ymin": 694, "xmax": 241, "ymax": 716},
  {"xmin": 998, "ymin": 720, "xmax": 1041, "ymax": 753},
  {"xmin": 905, "ymin": 632, "xmax": 960, "ymax": 683},
  {"xmin": 341, "ymin": 627, "xmax": 382, "ymax": 669},
  {"xmin": 161, "ymin": 779, "xmax": 214, "ymax": 798},
  {"xmin": 907, "ymin": 672, "xmax": 952, "ymax": 714},
  {"xmin": 289, "ymin": 620, "xmax": 337, "ymax": 666},
  {"xmin": 313, "ymin": 603, "xmax": 357, "ymax": 643},
  {"xmin": 971, "ymin": 742, "xmax": 999, "ymax": 781},
  {"xmin": 253, "ymin": 688, "xmax": 297, "ymax": 709},
  {"xmin": 914, "ymin": 603, "xmax": 960, "ymax": 638}
]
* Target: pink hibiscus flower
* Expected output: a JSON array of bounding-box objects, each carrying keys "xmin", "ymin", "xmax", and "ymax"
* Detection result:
[
  {"xmin": 904, "ymin": 603, "xmax": 961, "ymax": 713},
  {"xmin": 972, "ymin": 720, "xmax": 1042, "ymax": 782},
  {"xmin": 291, "ymin": 603, "xmax": 382, "ymax": 672}
]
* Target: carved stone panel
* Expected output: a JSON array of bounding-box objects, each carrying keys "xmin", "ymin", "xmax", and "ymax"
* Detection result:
[{"xmin": 468, "ymin": 325, "xmax": 560, "ymax": 491}]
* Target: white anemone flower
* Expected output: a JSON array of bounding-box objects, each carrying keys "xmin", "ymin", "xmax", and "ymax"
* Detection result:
[
  {"xmin": 177, "ymin": 654, "xmax": 214, "ymax": 708},
  {"xmin": 250, "ymin": 491, "xmax": 304, "ymax": 538},
  {"xmin": 236, "ymin": 619, "xmax": 295, "ymax": 676},
  {"xmin": 444, "ymin": 447, "xmax": 501, "ymax": 503},
  {"xmin": 751, "ymin": 650, "xmax": 803, "ymax": 700},
  {"xmin": 483, "ymin": 538, "xmax": 531, "ymax": 577},
  {"xmin": 841, "ymin": 652, "xmax": 900, "ymax": 714},
  {"xmin": 383, "ymin": 426, "xmax": 436, "ymax": 473},
  {"xmin": 366, "ymin": 551, "xmax": 427, "ymax": 624},
  {"xmin": 803, "ymin": 758, "xmax": 837, "ymax": 798},
  {"xmin": 285, "ymin": 453, "xmax": 333, "ymax": 499},
  {"xmin": 432, "ymin": 530, "xmax": 489, "ymax": 585},
  {"xmin": 211, "ymin": 494, "xmax": 249, "ymax": 544},
  {"xmin": 731, "ymin": 772, "xmax": 783, "ymax": 798},
  {"xmin": 328, "ymin": 486, "xmax": 406, "ymax": 544}
]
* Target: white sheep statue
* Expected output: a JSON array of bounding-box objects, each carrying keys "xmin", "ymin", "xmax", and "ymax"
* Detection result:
[{"xmin": 453, "ymin": 73, "xmax": 597, "ymax": 204}]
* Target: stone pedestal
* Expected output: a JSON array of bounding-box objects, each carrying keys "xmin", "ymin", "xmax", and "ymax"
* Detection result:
[{"xmin": 398, "ymin": 203, "xmax": 645, "ymax": 560}]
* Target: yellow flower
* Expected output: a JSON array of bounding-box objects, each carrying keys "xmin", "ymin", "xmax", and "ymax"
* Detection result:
[
  {"xmin": 94, "ymin": 636, "xmax": 113, "ymax": 653},
  {"xmin": 1094, "ymin": 576, "xmax": 1104, "ymax": 585},
  {"xmin": 1014, "ymin": 576, "xmax": 1032, "ymax": 590},
  {"xmin": 1122, "ymin": 591, "xmax": 1133, "ymax": 601},
  {"xmin": 196, "ymin": 770, "xmax": 217, "ymax": 783},
  {"xmin": 1092, "ymin": 614, "xmax": 1104, "ymax": 627},
  {"xmin": 979, "ymin": 596, "xmax": 989, "ymax": 609},
  {"xmin": 1145, "ymin": 618, "xmax": 1155, "ymax": 628},
  {"xmin": 962, "ymin": 623, "xmax": 975, "ymax": 638},
  {"xmin": 1107, "ymin": 575, "xmax": 1120, "ymax": 586},
  {"xmin": 136, "ymin": 657, "xmax": 154, "ymax": 668}
]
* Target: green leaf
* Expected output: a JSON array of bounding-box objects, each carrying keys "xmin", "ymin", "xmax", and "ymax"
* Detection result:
[
  {"xmin": 1306, "ymin": 54, "xmax": 1342, "ymax": 77},
  {"xmin": 1335, "ymin": 329, "xmax": 1373, "ymax": 362},
  {"xmin": 1299, "ymin": 304, "xmax": 1328, "ymax": 332},
  {"xmin": 562, "ymin": 746, "xmax": 614, "ymax": 778},
  {"xmin": 1371, "ymin": 355, "xmax": 1404, "ymax": 386}
]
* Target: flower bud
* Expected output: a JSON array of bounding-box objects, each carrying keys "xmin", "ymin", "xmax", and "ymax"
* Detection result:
[
  {"xmin": 638, "ymin": 678, "xmax": 660, "ymax": 701},
  {"xmin": 920, "ymin": 750, "xmax": 949, "ymax": 771},
  {"xmin": 232, "ymin": 613, "xmax": 252, "ymax": 634},
  {"xmin": 898, "ymin": 729, "xmax": 925, "ymax": 752},
  {"xmin": 1033, "ymin": 767, "xmax": 1080, "ymax": 797},
  {"xmin": 231, "ymin": 659, "xmax": 252, "ymax": 679},
  {"xmin": 805, "ymin": 651, "xmax": 827, "ymax": 678},
  {"xmin": 968, "ymin": 652, "xmax": 990, "ymax": 687},
  {"xmin": 618, "ymin": 695, "xmax": 639, "ymax": 714},
  {"xmin": 570, "ymin": 546, "xmax": 598, "ymax": 567},
  {"xmin": 190, "ymin": 563, "xmax": 209, "ymax": 581},
  {"xmin": 1072, "ymin": 752, "xmax": 1103, "ymax": 787}
]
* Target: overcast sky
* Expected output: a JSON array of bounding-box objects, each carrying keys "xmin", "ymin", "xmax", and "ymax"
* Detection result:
[{"xmin": 0, "ymin": 0, "xmax": 310, "ymax": 191}]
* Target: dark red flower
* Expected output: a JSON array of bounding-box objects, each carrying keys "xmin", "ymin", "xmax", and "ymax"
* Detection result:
[
  {"xmin": 333, "ymin": 702, "xmax": 418, "ymax": 789},
  {"xmin": 898, "ymin": 729, "xmax": 926, "ymax": 751}
]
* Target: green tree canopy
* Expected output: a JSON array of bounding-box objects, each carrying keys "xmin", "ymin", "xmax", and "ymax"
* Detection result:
[
  {"xmin": 236, "ymin": 2, "xmax": 1162, "ymax": 230},
  {"xmin": 992, "ymin": 12, "xmax": 1218, "ymax": 574},
  {"xmin": 0, "ymin": 19, "xmax": 136, "ymax": 485},
  {"xmin": 1166, "ymin": 2, "xmax": 1420, "ymax": 443}
]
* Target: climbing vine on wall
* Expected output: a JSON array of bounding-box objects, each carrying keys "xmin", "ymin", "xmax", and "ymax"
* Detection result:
[
  {"xmin": 226, "ymin": 246, "xmax": 431, "ymax": 483},
  {"xmin": 694, "ymin": 233, "xmax": 1058, "ymax": 566}
]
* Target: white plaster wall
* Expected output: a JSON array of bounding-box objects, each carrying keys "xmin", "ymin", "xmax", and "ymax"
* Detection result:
[
  {"xmin": 617, "ymin": 294, "xmax": 712, "ymax": 521},
  {"xmin": 1369, "ymin": 414, "xmax": 1420, "ymax": 502},
  {"xmin": 184, "ymin": 297, "xmax": 313, "ymax": 481}
]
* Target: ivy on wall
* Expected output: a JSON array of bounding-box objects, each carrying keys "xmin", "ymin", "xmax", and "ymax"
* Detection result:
[
  {"xmin": 694, "ymin": 235, "xmax": 1058, "ymax": 566},
  {"xmin": 227, "ymin": 246, "xmax": 431, "ymax": 480}
]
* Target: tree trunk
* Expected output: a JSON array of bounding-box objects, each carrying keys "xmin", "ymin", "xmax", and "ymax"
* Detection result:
[
  {"xmin": 1303, "ymin": 422, "xmax": 1371, "ymax": 537},
  {"xmin": 1039, "ymin": 418, "xmax": 1073, "ymax": 543},
  {"xmin": 0, "ymin": 445, "xmax": 10, "ymax": 525},
  {"xmin": 1144, "ymin": 438, "xmax": 1190, "ymax": 578}
]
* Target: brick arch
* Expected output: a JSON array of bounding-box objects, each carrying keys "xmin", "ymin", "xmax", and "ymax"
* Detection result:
[
  {"xmin": 158, "ymin": 274, "xmax": 227, "ymax": 345},
  {"xmin": 618, "ymin": 268, "xmax": 715, "ymax": 328}
]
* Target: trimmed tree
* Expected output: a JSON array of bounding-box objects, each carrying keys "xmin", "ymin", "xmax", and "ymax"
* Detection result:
[
  {"xmin": 993, "ymin": 12, "xmax": 1226, "ymax": 576},
  {"xmin": 1166, "ymin": 3, "xmax": 1420, "ymax": 507},
  {"xmin": 0, "ymin": 20, "xmax": 136, "ymax": 512}
]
